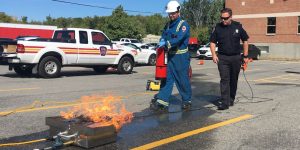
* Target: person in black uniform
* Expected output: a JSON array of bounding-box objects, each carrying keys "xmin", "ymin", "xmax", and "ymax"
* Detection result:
[{"xmin": 210, "ymin": 8, "xmax": 249, "ymax": 110}]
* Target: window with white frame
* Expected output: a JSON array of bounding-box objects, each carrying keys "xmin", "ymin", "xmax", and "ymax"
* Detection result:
[{"xmin": 267, "ymin": 17, "xmax": 276, "ymax": 34}]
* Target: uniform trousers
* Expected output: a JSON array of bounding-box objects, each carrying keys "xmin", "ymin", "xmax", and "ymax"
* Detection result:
[{"xmin": 217, "ymin": 54, "xmax": 241, "ymax": 106}]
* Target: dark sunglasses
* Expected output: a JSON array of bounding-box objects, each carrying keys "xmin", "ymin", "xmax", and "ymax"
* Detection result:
[{"xmin": 220, "ymin": 16, "xmax": 230, "ymax": 20}]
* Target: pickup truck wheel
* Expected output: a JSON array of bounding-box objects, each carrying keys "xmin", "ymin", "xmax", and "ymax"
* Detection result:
[
  {"xmin": 93, "ymin": 66, "xmax": 108, "ymax": 73},
  {"xmin": 118, "ymin": 56, "xmax": 133, "ymax": 74},
  {"xmin": 38, "ymin": 56, "xmax": 61, "ymax": 78},
  {"xmin": 148, "ymin": 54, "xmax": 156, "ymax": 66},
  {"xmin": 14, "ymin": 65, "xmax": 33, "ymax": 76}
]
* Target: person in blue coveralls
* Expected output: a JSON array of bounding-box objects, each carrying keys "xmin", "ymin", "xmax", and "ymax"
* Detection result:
[{"xmin": 151, "ymin": 0, "xmax": 192, "ymax": 110}]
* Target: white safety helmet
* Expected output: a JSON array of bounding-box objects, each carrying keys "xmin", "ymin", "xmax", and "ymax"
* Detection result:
[{"xmin": 165, "ymin": 1, "xmax": 181, "ymax": 13}]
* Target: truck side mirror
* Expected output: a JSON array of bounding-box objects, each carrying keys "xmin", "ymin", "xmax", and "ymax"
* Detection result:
[{"xmin": 108, "ymin": 40, "xmax": 113, "ymax": 46}]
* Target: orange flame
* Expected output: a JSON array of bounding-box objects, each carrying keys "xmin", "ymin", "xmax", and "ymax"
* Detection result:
[{"xmin": 60, "ymin": 95, "xmax": 133, "ymax": 131}]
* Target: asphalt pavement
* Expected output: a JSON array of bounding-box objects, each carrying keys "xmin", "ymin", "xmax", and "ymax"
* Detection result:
[{"xmin": 0, "ymin": 59, "xmax": 299, "ymax": 150}]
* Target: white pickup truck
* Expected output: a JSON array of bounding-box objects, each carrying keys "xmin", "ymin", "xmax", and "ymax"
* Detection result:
[{"xmin": 0, "ymin": 28, "xmax": 137, "ymax": 78}]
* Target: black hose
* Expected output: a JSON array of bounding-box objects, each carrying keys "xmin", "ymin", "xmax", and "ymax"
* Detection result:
[{"xmin": 235, "ymin": 69, "xmax": 273, "ymax": 104}]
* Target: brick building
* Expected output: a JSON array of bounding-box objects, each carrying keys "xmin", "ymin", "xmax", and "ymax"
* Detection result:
[{"xmin": 226, "ymin": 0, "xmax": 300, "ymax": 59}]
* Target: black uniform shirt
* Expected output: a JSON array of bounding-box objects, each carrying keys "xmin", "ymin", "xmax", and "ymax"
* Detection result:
[{"xmin": 210, "ymin": 21, "xmax": 249, "ymax": 56}]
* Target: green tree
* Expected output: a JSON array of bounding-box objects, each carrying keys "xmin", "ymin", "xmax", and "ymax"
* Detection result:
[
  {"xmin": 182, "ymin": 0, "xmax": 210, "ymax": 28},
  {"xmin": 102, "ymin": 6, "xmax": 146, "ymax": 40},
  {"xmin": 82, "ymin": 17, "xmax": 96, "ymax": 29},
  {"xmin": 21, "ymin": 16, "xmax": 28, "ymax": 23},
  {"xmin": 69, "ymin": 17, "xmax": 84, "ymax": 28},
  {"xmin": 0, "ymin": 12, "xmax": 14, "ymax": 23},
  {"xmin": 207, "ymin": 0, "xmax": 225, "ymax": 31},
  {"xmin": 181, "ymin": 0, "xmax": 224, "ymax": 43},
  {"xmin": 146, "ymin": 14, "xmax": 168, "ymax": 35},
  {"xmin": 197, "ymin": 27, "xmax": 209, "ymax": 44},
  {"xmin": 55, "ymin": 17, "xmax": 69, "ymax": 28},
  {"xmin": 44, "ymin": 15, "xmax": 55, "ymax": 25}
]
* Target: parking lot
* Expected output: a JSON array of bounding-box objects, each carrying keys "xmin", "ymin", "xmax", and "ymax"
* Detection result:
[{"xmin": 0, "ymin": 58, "xmax": 300, "ymax": 150}]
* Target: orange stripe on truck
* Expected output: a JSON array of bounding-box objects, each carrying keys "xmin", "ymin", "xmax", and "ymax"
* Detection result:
[{"xmin": 23, "ymin": 46, "xmax": 121, "ymax": 55}]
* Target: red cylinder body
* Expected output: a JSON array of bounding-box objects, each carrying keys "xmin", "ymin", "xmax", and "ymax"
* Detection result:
[
  {"xmin": 155, "ymin": 47, "xmax": 167, "ymax": 80},
  {"xmin": 155, "ymin": 47, "xmax": 193, "ymax": 80}
]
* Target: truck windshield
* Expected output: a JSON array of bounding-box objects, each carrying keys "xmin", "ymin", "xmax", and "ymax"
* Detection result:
[{"xmin": 53, "ymin": 30, "xmax": 75, "ymax": 42}]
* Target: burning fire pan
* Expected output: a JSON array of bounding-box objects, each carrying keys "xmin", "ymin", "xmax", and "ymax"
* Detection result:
[{"xmin": 46, "ymin": 116, "xmax": 117, "ymax": 149}]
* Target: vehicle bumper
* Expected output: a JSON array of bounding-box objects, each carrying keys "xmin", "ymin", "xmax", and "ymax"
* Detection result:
[
  {"xmin": 0, "ymin": 53, "xmax": 20, "ymax": 65},
  {"xmin": 8, "ymin": 58, "xmax": 21, "ymax": 63}
]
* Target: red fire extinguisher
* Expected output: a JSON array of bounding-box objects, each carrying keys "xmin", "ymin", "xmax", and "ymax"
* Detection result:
[
  {"xmin": 155, "ymin": 47, "xmax": 167, "ymax": 80},
  {"xmin": 155, "ymin": 47, "xmax": 192, "ymax": 80}
]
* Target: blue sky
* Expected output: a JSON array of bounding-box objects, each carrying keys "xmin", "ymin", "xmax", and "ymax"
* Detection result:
[{"xmin": 1, "ymin": 0, "xmax": 185, "ymax": 21}]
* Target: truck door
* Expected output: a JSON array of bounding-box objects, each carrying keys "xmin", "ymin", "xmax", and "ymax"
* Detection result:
[
  {"xmin": 90, "ymin": 32, "xmax": 116, "ymax": 64},
  {"xmin": 77, "ymin": 30, "xmax": 93, "ymax": 64},
  {"xmin": 53, "ymin": 30, "xmax": 78, "ymax": 64}
]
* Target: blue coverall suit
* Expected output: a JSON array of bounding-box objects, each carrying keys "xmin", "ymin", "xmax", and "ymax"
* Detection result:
[{"xmin": 155, "ymin": 17, "xmax": 192, "ymax": 107}]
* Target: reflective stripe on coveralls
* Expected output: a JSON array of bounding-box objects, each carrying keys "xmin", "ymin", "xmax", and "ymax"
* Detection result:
[{"xmin": 168, "ymin": 48, "xmax": 188, "ymax": 54}]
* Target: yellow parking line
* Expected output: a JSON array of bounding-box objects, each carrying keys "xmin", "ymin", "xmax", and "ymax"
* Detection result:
[
  {"xmin": 254, "ymin": 74, "xmax": 291, "ymax": 82},
  {"xmin": 279, "ymin": 77, "xmax": 299, "ymax": 81},
  {"xmin": 0, "ymin": 87, "xmax": 39, "ymax": 92},
  {"xmin": 245, "ymin": 68, "xmax": 261, "ymax": 72},
  {"xmin": 254, "ymin": 80, "xmax": 300, "ymax": 85},
  {"xmin": 278, "ymin": 62, "xmax": 300, "ymax": 65},
  {"xmin": 254, "ymin": 74, "xmax": 300, "ymax": 82},
  {"xmin": 254, "ymin": 79, "xmax": 276, "ymax": 83},
  {"xmin": 21, "ymin": 102, "xmax": 89, "ymax": 113},
  {"xmin": 131, "ymin": 114, "xmax": 253, "ymax": 150},
  {"xmin": 0, "ymin": 138, "xmax": 47, "ymax": 147},
  {"xmin": 0, "ymin": 92, "xmax": 155, "ymax": 115},
  {"xmin": 192, "ymin": 67, "xmax": 216, "ymax": 71}
]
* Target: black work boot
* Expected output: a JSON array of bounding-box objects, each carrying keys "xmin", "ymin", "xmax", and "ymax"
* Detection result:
[
  {"xmin": 217, "ymin": 104, "xmax": 229, "ymax": 110},
  {"xmin": 182, "ymin": 101, "xmax": 192, "ymax": 110},
  {"xmin": 150, "ymin": 98, "xmax": 158, "ymax": 110},
  {"xmin": 229, "ymin": 97, "xmax": 235, "ymax": 106},
  {"xmin": 150, "ymin": 98, "xmax": 168, "ymax": 111}
]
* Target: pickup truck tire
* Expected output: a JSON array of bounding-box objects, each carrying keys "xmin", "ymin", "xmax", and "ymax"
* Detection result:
[
  {"xmin": 148, "ymin": 54, "xmax": 156, "ymax": 66},
  {"xmin": 93, "ymin": 66, "xmax": 108, "ymax": 73},
  {"xmin": 117, "ymin": 56, "xmax": 133, "ymax": 74},
  {"xmin": 38, "ymin": 56, "xmax": 61, "ymax": 78},
  {"xmin": 14, "ymin": 65, "xmax": 33, "ymax": 76}
]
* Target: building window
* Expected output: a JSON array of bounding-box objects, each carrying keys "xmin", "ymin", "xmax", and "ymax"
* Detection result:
[
  {"xmin": 298, "ymin": 16, "xmax": 300, "ymax": 34},
  {"xmin": 267, "ymin": 17, "xmax": 276, "ymax": 34}
]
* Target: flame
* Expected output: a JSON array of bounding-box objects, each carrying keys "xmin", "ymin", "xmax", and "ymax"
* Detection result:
[{"xmin": 60, "ymin": 95, "xmax": 133, "ymax": 131}]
